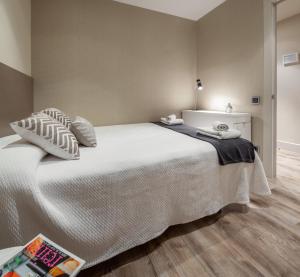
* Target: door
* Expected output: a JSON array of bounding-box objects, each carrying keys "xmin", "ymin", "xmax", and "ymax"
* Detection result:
[{"xmin": 263, "ymin": 0, "xmax": 277, "ymax": 178}]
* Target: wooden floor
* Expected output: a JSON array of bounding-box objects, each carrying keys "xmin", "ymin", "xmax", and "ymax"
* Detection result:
[{"xmin": 79, "ymin": 150, "xmax": 300, "ymax": 277}]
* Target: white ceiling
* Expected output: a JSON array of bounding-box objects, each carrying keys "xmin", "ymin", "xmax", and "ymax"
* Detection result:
[
  {"xmin": 277, "ymin": 0, "xmax": 300, "ymax": 21},
  {"xmin": 114, "ymin": 0, "xmax": 226, "ymax": 21}
]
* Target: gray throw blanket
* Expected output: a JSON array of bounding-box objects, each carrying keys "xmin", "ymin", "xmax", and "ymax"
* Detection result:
[{"xmin": 154, "ymin": 122, "xmax": 255, "ymax": 165}]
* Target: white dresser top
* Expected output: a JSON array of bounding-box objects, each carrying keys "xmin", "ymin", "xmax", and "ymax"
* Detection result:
[{"xmin": 183, "ymin": 110, "xmax": 251, "ymax": 117}]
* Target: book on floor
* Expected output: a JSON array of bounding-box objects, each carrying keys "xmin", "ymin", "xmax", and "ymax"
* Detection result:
[{"xmin": 0, "ymin": 234, "xmax": 85, "ymax": 277}]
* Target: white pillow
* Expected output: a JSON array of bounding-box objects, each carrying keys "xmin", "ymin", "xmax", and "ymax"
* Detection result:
[
  {"xmin": 10, "ymin": 113, "xmax": 80, "ymax": 160},
  {"xmin": 0, "ymin": 134, "xmax": 21, "ymax": 149},
  {"xmin": 71, "ymin": 116, "xmax": 97, "ymax": 147}
]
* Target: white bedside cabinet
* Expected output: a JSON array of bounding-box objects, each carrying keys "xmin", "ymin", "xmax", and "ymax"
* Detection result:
[{"xmin": 182, "ymin": 110, "xmax": 252, "ymax": 141}]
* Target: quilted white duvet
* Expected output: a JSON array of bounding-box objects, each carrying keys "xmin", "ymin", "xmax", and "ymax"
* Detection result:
[{"xmin": 0, "ymin": 123, "xmax": 271, "ymax": 268}]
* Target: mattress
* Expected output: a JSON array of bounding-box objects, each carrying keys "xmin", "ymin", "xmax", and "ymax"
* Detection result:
[{"xmin": 0, "ymin": 123, "xmax": 271, "ymax": 268}]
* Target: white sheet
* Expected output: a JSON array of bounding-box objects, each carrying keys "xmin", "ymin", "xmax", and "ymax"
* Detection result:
[{"xmin": 0, "ymin": 123, "xmax": 271, "ymax": 268}]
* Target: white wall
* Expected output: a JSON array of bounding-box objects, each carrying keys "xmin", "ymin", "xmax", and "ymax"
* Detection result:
[
  {"xmin": 0, "ymin": 0, "xmax": 31, "ymax": 76},
  {"xmin": 277, "ymin": 14, "xmax": 300, "ymax": 153}
]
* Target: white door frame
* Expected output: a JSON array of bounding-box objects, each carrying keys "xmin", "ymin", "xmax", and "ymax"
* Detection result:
[{"xmin": 263, "ymin": 0, "xmax": 277, "ymax": 178}]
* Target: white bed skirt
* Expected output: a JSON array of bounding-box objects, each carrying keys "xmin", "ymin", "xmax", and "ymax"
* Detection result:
[{"xmin": 0, "ymin": 123, "xmax": 271, "ymax": 268}]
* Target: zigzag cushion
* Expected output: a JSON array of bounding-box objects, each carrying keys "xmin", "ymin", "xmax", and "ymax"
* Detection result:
[
  {"xmin": 10, "ymin": 113, "xmax": 80, "ymax": 160},
  {"xmin": 41, "ymin": 108, "xmax": 72, "ymax": 129},
  {"xmin": 71, "ymin": 116, "xmax": 97, "ymax": 147}
]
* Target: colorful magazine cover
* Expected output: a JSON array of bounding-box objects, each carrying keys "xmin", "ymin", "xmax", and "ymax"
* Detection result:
[{"xmin": 0, "ymin": 234, "xmax": 85, "ymax": 277}]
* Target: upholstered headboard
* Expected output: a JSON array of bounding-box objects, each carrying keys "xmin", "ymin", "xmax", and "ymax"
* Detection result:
[{"xmin": 0, "ymin": 62, "xmax": 33, "ymax": 137}]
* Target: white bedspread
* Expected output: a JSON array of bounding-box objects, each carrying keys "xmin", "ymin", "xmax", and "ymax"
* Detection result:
[{"xmin": 0, "ymin": 123, "xmax": 271, "ymax": 268}]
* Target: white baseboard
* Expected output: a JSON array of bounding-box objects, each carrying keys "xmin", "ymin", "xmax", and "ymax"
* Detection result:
[{"xmin": 277, "ymin": 140, "xmax": 300, "ymax": 153}]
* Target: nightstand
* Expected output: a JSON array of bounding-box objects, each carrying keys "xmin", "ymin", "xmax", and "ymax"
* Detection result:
[{"xmin": 182, "ymin": 110, "xmax": 251, "ymax": 141}]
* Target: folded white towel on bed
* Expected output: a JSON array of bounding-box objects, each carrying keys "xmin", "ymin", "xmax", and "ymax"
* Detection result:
[
  {"xmin": 160, "ymin": 117, "xmax": 184, "ymax": 125},
  {"xmin": 197, "ymin": 127, "xmax": 241, "ymax": 139},
  {"xmin": 212, "ymin": 121, "xmax": 229, "ymax": 131},
  {"xmin": 167, "ymin": 114, "xmax": 177, "ymax": 121}
]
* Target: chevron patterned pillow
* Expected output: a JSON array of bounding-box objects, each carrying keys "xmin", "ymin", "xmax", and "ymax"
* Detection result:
[
  {"xmin": 10, "ymin": 113, "xmax": 80, "ymax": 160},
  {"xmin": 71, "ymin": 116, "xmax": 97, "ymax": 147},
  {"xmin": 41, "ymin": 108, "xmax": 72, "ymax": 129}
]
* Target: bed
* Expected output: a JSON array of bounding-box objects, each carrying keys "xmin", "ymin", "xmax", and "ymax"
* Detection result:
[{"xmin": 0, "ymin": 123, "xmax": 271, "ymax": 268}]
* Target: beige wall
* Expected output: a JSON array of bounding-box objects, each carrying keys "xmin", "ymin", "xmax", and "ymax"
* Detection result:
[
  {"xmin": 196, "ymin": 0, "xmax": 264, "ymax": 151},
  {"xmin": 0, "ymin": 0, "xmax": 31, "ymax": 76},
  {"xmin": 32, "ymin": 0, "xmax": 197, "ymax": 125},
  {"xmin": 277, "ymin": 14, "xmax": 300, "ymax": 150},
  {"xmin": 32, "ymin": 0, "xmax": 267, "ymax": 153},
  {"xmin": 0, "ymin": 62, "xmax": 33, "ymax": 137},
  {"xmin": 0, "ymin": 0, "xmax": 33, "ymax": 136}
]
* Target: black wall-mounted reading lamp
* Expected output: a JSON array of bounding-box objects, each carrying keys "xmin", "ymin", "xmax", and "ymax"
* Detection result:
[
  {"xmin": 197, "ymin": 79, "xmax": 203, "ymax": 91},
  {"xmin": 195, "ymin": 79, "xmax": 203, "ymax": 110}
]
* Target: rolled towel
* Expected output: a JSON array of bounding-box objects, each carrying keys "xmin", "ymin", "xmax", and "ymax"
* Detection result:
[
  {"xmin": 167, "ymin": 114, "xmax": 177, "ymax": 121},
  {"xmin": 197, "ymin": 127, "xmax": 241, "ymax": 139},
  {"xmin": 161, "ymin": 118, "xmax": 184, "ymax": 125},
  {"xmin": 212, "ymin": 121, "xmax": 229, "ymax": 131}
]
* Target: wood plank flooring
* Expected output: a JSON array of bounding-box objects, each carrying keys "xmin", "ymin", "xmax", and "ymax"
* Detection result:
[{"xmin": 79, "ymin": 150, "xmax": 300, "ymax": 277}]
